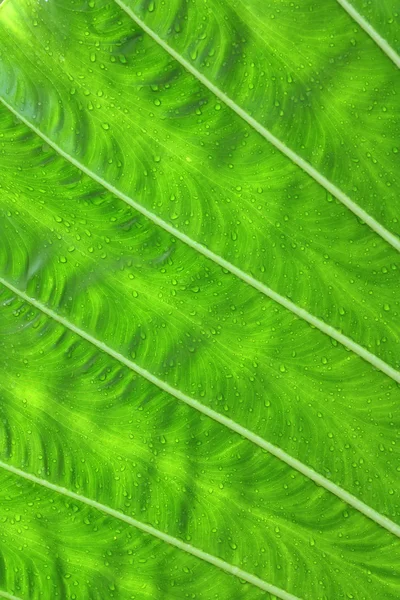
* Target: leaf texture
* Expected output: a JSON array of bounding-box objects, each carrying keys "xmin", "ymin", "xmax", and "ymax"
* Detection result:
[
  {"xmin": 0, "ymin": 1, "xmax": 399, "ymax": 599},
  {"xmin": 336, "ymin": 0, "xmax": 400, "ymax": 60}
]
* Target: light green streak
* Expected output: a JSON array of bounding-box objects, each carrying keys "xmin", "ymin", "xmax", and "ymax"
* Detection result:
[
  {"xmin": 0, "ymin": 592, "xmax": 23, "ymax": 600},
  {"xmin": 114, "ymin": 0, "xmax": 400, "ymax": 252},
  {"xmin": 336, "ymin": 0, "xmax": 400, "ymax": 68},
  {"xmin": 0, "ymin": 96, "xmax": 399, "ymax": 386},
  {"xmin": 2, "ymin": 276, "xmax": 400, "ymax": 538},
  {"xmin": 0, "ymin": 459, "xmax": 301, "ymax": 600}
]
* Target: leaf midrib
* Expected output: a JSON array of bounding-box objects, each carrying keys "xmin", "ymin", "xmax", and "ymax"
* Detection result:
[
  {"xmin": 0, "ymin": 591, "xmax": 22, "ymax": 600},
  {"xmin": 335, "ymin": 0, "xmax": 400, "ymax": 67},
  {"xmin": 114, "ymin": 0, "xmax": 400, "ymax": 252},
  {"xmin": 1, "ymin": 276, "xmax": 399, "ymax": 539},
  {"xmin": 0, "ymin": 459, "xmax": 301, "ymax": 600},
  {"xmin": 0, "ymin": 96, "xmax": 399, "ymax": 386}
]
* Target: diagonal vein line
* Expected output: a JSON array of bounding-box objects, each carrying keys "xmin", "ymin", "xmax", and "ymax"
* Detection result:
[
  {"xmin": 0, "ymin": 592, "xmax": 23, "ymax": 600},
  {"xmin": 0, "ymin": 461, "xmax": 301, "ymax": 600},
  {"xmin": 0, "ymin": 98, "xmax": 399, "ymax": 385},
  {"xmin": 1, "ymin": 277, "xmax": 400, "ymax": 539},
  {"xmin": 336, "ymin": 0, "xmax": 400, "ymax": 68},
  {"xmin": 114, "ymin": 0, "xmax": 400, "ymax": 253}
]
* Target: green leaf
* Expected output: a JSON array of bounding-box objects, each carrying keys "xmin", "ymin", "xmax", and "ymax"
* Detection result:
[
  {"xmin": 0, "ymin": 1, "xmax": 399, "ymax": 599},
  {"xmin": 336, "ymin": 0, "xmax": 400, "ymax": 58}
]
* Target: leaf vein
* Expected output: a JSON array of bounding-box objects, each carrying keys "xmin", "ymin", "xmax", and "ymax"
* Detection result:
[
  {"xmin": 336, "ymin": 0, "xmax": 400, "ymax": 67},
  {"xmin": 114, "ymin": 0, "xmax": 400, "ymax": 252},
  {"xmin": 1, "ymin": 277, "xmax": 399, "ymax": 538},
  {"xmin": 0, "ymin": 592, "xmax": 23, "ymax": 600},
  {"xmin": 0, "ymin": 460, "xmax": 301, "ymax": 600},
  {"xmin": 0, "ymin": 97, "xmax": 398, "ymax": 385}
]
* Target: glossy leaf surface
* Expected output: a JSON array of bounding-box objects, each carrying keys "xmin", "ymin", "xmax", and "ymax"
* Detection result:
[{"xmin": 0, "ymin": 1, "xmax": 399, "ymax": 599}]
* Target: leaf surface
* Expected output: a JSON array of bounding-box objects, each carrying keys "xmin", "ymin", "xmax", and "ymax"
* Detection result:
[{"xmin": 0, "ymin": 1, "xmax": 399, "ymax": 599}]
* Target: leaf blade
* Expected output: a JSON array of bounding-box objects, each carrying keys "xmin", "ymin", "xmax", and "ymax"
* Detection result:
[
  {"xmin": 0, "ymin": 0, "xmax": 400, "ymax": 598},
  {"xmin": 1, "ymin": 287, "xmax": 400, "ymax": 599},
  {"xmin": 116, "ymin": 0, "xmax": 400, "ymax": 249}
]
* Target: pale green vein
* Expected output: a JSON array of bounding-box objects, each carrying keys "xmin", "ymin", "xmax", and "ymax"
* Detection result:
[
  {"xmin": 1, "ymin": 277, "xmax": 400, "ymax": 539},
  {"xmin": 1, "ymin": 97, "xmax": 399, "ymax": 386},
  {"xmin": 336, "ymin": 0, "xmax": 400, "ymax": 68},
  {"xmin": 0, "ymin": 592, "xmax": 22, "ymax": 600},
  {"xmin": 0, "ymin": 460, "xmax": 301, "ymax": 600},
  {"xmin": 114, "ymin": 0, "xmax": 400, "ymax": 253}
]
